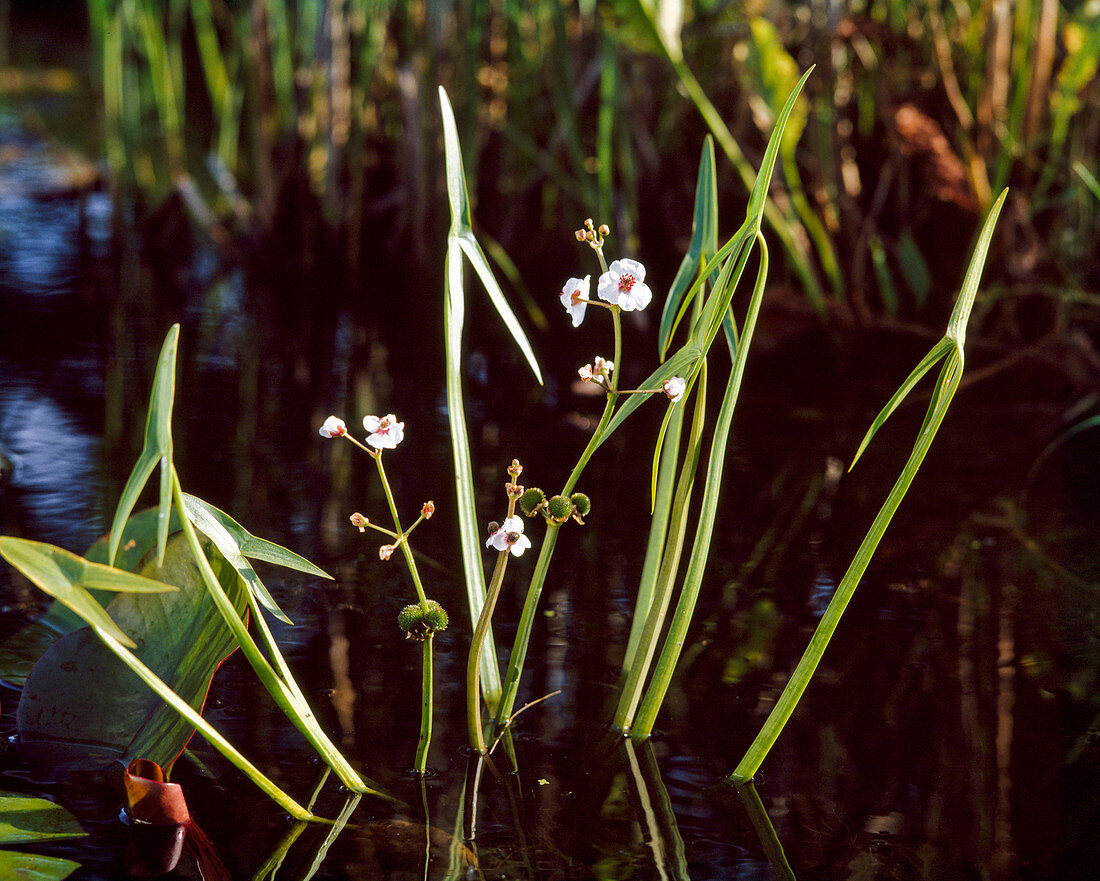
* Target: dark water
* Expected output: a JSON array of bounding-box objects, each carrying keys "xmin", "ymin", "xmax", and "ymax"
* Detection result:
[{"xmin": 1, "ymin": 127, "xmax": 1100, "ymax": 881}]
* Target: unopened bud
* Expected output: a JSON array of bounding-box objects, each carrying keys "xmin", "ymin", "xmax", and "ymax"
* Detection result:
[
  {"xmin": 575, "ymin": 229, "xmax": 587, "ymax": 242},
  {"xmin": 508, "ymin": 458, "xmax": 523, "ymax": 477},
  {"xmin": 350, "ymin": 512, "xmax": 368, "ymax": 532},
  {"xmin": 379, "ymin": 544, "xmax": 395, "ymax": 561},
  {"xmin": 598, "ymin": 224, "xmax": 609, "ymax": 237},
  {"xmin": 422, "ymin": 501, "xmax": 435, "ymax": 519}
]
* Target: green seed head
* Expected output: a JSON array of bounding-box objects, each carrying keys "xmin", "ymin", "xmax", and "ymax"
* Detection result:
[
  {"xmin": 546, "ymin": 494, "xmax": 573, "ymax": 524},
  {"xmin": 519, "ymin": 487, "xmax": 547, "ymax": 516},
  {"xmin": 570, "ymin": 493, "xmax": 591, "ymax": 517},
  {"xmin": 397, "ymin": 604, "xmax": 424, "ymax": 633},
  {"xmin": 423, "ymin": 600, "xmax": 449, "ymax": 632}
]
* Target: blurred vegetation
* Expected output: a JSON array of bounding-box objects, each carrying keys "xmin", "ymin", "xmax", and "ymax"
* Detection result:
[{"xmin": 70, "ymin": 0, "xmax": 1099, "ymax": 329}]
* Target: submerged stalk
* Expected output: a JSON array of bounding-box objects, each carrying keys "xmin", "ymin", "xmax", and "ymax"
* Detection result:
[{"xmin": 415, "ymin": 635, "xmax": 434, "ymax": 774}]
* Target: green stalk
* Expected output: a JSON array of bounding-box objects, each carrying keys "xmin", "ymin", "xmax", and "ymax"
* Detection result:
[
  {"xmin": 735, "ymin": 782, "xmax": 796, "ymax": 881},
  {"xmin": 371, "ymin": 449, "xmax": 436, "ymax": 774},
  {"xmin": 633, "ymin": 238, "xmax": 770, "ymax": 738},
  {"xmin": 613, "ymin": 362, "xmax": 707, "ymax": 731},
  {"xmin": 92, "ymin": 624, "xmax": 313, "ymax": 820},
  {"xmin": 170, "ymin": 470, "xmax": 375, "ymax": 795},
  {"xmin": 414, "ymin": 634, "xmax": 434, "ymax": 774},
  {"xmin": 494, "ymin": 313, "xmax": 621, "ymax": 726},
  {"xmin": 469, "ymin": 549, "xmax": 510, "ymax": 752}
]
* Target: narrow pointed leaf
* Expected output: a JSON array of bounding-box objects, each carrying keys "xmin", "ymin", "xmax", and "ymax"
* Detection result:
[
  {"xmin": 947, "ymin": 188, "xmax": 1009, "ymax": 345},
  {"xmin": 182, "ymin": 493, "xmax": 332, "ymax": 625},
  {"xmin": 848, "ymin": 338, "xmax": 954, "ymax": 470},
  {"xmin": 457, "ymin": 234, "xmax": 543, "ymax": 384},
  {"xmin": 660, "ymin": 137, "xmax": 718, "ymax": 357},
  {"xmin": 744, "ymin": 67, "xmax": 814, "ymax": 229},
  {"xmin": 108, "ymin": 324, "xmax": 179, "ymax": 567}
]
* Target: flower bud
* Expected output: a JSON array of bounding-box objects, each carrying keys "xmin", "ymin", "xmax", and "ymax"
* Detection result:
[
  {"xmin": 379, "ymin": 544, "xmax": 395, "ymax": 561},
  {"xmin": 350, "ymin": 512, "xmax": 368, "ymax": 532},
  {"xmin": 518, "ymin": 487, "xmax": 547, "ymax": 516},
  {"xmin": 546, "ymin": 494, "xmax": 573, "ymax": 524},
  {"xmin": 508, "ymin": 458, "xmax": 523, "ymax": 477},
  {"xmin": 598, "ymin": 224, "xmax": 610, "ymax": 237},
  {"xmin": 421, "ymin": 501, "xmax": 435, "ymax": 520}
]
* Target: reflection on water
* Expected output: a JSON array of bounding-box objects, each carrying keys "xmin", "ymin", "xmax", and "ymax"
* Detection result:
[{"xmin": 0, "ymin": 138, "xmax": 1099, "ymax": 881}]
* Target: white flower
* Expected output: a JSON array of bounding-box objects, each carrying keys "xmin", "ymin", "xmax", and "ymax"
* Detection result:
[
  {"xmin": 319, "ymin": 416, "xmax": 347, "ymax": 438},
  {"xmin": 560, "ymin": 276, "xmax": 591, "ymax": 327},
  {"xmin": 363, "ymin": 414, "xmax": 405, "ymax": 449},
  {"xmin": 663, "ymin": 377, "xmax": 686, "ymax": 403},
  {"xmin": 485, "ymin": 516, "xmax": 532, "ymax": 557},
  {"xmin": 593, "ymin": 355, "xmax": 614, "ymax": 376},
  {"xmin": 597, "ymin": 258, "xmax": 652, "ymax": 311}
]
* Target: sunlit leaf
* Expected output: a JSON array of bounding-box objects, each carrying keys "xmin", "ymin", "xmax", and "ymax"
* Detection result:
[
  {"xmin": 108, "ymin": 324, "xmax": 179, "ymax": 568},
  {"xmin": 0, "ymin": 794, "xmax": 86, "ymax": 844},
  {"xmin": 0, "ymin": 538, "xmax": 175, "ymax": 649},
  {"xmin": 16, "ymin": 534, "xmax": 247, "ymax": 770},
  {"xmin": 660, "ymin": 137, "xmax": 718, "ymax": 358},
  {"xmin": 181, "ymin": 493, "xmax": 331, "ymax": 625}
]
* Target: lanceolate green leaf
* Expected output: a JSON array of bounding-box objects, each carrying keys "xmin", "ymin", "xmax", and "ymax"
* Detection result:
[
  {"xmin": 0, "ymin": 538, "xmax": 174, "ymax": 649},
  {"xmin": 730, "ymin": 190, "xmax": 1009, "ymax": 783},
  {"xmin": 659, "ymin": 137, "xmax": 718, "ymax": 358},
  {"xmin": 108, "ymin": 324, "xmax": 179, "ymax": 568},
  {"xmin": 181, "ymin": 493, "xmax": 333, "ymax": 625},
  {"xmin": 440, "ymin": 87, "xmax": 543, "ymax": 386}
]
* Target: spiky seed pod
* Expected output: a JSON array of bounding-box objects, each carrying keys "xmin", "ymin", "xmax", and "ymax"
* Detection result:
[
  {"xmin": 546, "ymin": 494, "xmax": 573, "ymax": 524},
  {"xmin": 398, "ymin": 603, "xmax": 424, "ymax": 633},
  {"xmin": 423, "ymin": 600, "xmax": 449, "ymax": 632},
  {"xmin": 569, "ymin": 493, "xmax": 591, "ymax": 517},
  {"xmin": 519, "ymin": 487, "xmax": 547, "ymax": 516}
]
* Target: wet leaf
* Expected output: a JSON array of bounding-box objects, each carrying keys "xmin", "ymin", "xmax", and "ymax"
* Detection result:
[{"xmin": 16, "ymin": 534, "xmax": 247, "ymax": 770}]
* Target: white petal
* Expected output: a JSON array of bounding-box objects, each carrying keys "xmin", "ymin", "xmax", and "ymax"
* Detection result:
[
  {"xmin": 509, "ymin": 534, "xmax": 532, "ymax": 557},
  {"xmin": 596, "ymin": 270, "xmax": 618, "ymax": 304},
  {"xmin": 615, "ymin": 257, "xmax": 645, "ymax": 282},
  {"xmin": 363, "ymin": 415, "xmax": 381, "ymax": 432},
  {"xmin": 620, "ymin": 281, "xmax": 653, "ymax": 312},
  {"xmin": 501, "ymin": 516, "xmax": 524, "ymax": 534}
]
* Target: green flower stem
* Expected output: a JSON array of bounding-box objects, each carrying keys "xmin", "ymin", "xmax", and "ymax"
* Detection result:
[
  {"xmin": 372, "ymin": 451, "xmax": 437, "ymax": 776},
  {"xmin": 469, "ymin": 547, "xmax": 510, "ymax": 753},
  {"xmin": 729, "ymin": 358, "xmax": 964, "ymax": 782},
  {"xmin": 414, "ymin": 634, "xmax": 434, "ymax": 774},
  {"xmin": 373, "ymin": 453, "xmax": 428, "ymax": 609},
  {"xmin": 92, "ymin": 624, "xmax": 314, "ymax": 821},
  {"xmin": 613, "ymin": 363, "xmax": 707, "ymax": 732},
  {"xmin": 495, "ymin": 311, "xmax": 622, "ymax": 726},
  {"xmin": 170, "ymin": 470, "xmax": 374, "ymax": 796}
]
